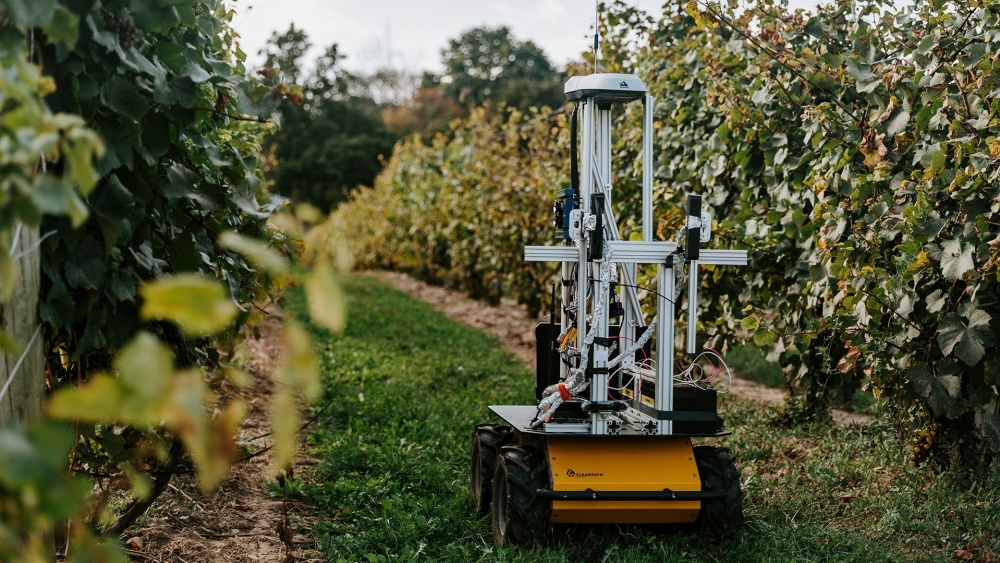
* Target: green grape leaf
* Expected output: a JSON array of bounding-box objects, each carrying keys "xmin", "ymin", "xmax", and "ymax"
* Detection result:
[
  {"xmin": 64, "ymin": 237, "xmax": 107, "ymax": 289},
  {"xmin": 107, "ymin": 269, "xmax": 137, "ymax": 303},
  {"xmin": 937, "ymin": 309, "xmax": 992, "ymax": 366},
  {"xmin": 741, "ymin": 316, "xmax": 760, "ymax": 331},
  {"xmin": 940, "ymin": 239, "xmax": 974, "ymax": 281},
  {"xmin": 906, "ymin": 364, "xmax": 964, "ymax": 418},
  {"xmin": 153, "ymin": 0, "xmax": 193, "ymax": 8},
  {"xmin": 914, "ymin": 213, "xmax": 945, "ymax": 241},
  {"xmin": 180, "ymin": 61, "xmax": 211, "ymax": 83},
  {"xmin": 154, "ymin": 42, "xmax": 188, "ymax": 72},
  {"xmin": 3, "ymin": 0, "xmax": 56, "ymax": 26},
  {"xmin": 101, "ymin": 77, "xmax": 150, "ymax": 122},
  {"xmin": 235, "ymin": 84, "xmax": 276, "ymax": 117},
  {"xmin": 976, "ymin": 409, "xmax": 1000, "ymax": 451},
  {"xmin": 29, "ymin": 178, "xmax": 71, "ymax": 215},
  {"xmin": 753, "ymin": 328, "xmax": 778, "ymax": 348},
  {"xmin": 130, "ymin": 2, "xmax": 180, "ymax": 32},
  {"xmin": 846, "ymin": 59, "xmax": 879, "ymax": 93},
  {"xmin": 139, "ymin": 110, "xmax": 171, "ymax": 164},
  {"xmin": 884, "ymin": 109, "xmax": 910, "ymax": 137},
  {"xmin": 925, "ymin": 289, "xmax": 947, "ymax": 313},
  {"xmin": 139, "ymin": 274, "xmax": 239, "ymax": 336},
  {"xmin": 0, "ymin": 424, "xmax": 86, "ymax": 521},
  {"xmin": 47, "ymin": 6, "xmax": 80, "ymax": 49}
]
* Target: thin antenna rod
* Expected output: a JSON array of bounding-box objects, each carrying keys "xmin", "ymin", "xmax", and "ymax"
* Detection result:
[{"xmin": 594, "ymin": 0, "xmax": 599, "ymax": 73}]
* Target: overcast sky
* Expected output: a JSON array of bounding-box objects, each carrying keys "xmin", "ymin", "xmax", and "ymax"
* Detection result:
[{"xmin": 232, "ymin": 0, "xmax": 826, "ymax": 75}]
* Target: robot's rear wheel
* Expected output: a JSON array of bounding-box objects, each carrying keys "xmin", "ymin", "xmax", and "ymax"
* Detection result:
[{"xmin": 469, "ymin": 424, "xmax": 513, "ymax": 515}]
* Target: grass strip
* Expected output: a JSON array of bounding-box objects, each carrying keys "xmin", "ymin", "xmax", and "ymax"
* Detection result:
[{"xmin": 284, "ymin": 274, "xmax": 999, "ymax": 562}]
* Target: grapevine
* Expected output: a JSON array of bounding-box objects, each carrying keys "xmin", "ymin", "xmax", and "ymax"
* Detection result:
[{"xmin": 333, "ymin": 0, "xmax": 1000, "ymax": 462}]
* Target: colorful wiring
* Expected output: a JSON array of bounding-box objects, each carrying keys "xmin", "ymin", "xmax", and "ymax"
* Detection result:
[
  {"xmin": 606, "ymin": 335, "xmax": 648, "ymax": 402},
  {"xmin": 673, "ymin": 347, "xmax": 732, "ymax": 392}
]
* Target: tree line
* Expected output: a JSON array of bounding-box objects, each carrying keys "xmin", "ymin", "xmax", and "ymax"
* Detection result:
[{"xmin": 261, "ymin": 24, "xmax": 566, "ymax": 212}]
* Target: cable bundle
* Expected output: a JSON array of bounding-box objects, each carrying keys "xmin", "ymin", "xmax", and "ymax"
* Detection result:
[{"xmin": 531, "ymin": 246, "xmax": 659, "ymax": 427}]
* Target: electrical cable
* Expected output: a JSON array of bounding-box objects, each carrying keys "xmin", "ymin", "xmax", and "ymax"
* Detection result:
[
  {"xmin": 614, "ymin": 282, "xmax": 677, "ymax": 307},
  {"xmin": 606, "ymin": 366, "xmax": 640, "ymax": 402},
  {"xmin": 615, "ymin": 335, "xmax": 646, "ymax": 361},
  {"xmin": 672, "ymin": 348, "xmax": 733, "ymax": 393}
]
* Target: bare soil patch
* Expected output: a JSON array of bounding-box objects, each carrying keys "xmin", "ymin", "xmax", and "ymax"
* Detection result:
[
  {"xmin": 124, "ymin": 305, "xmax": 323, "ymax": 562},
  {"xmin": 366, "ymin": 270, "xmax": 869, "ymax": 427}
]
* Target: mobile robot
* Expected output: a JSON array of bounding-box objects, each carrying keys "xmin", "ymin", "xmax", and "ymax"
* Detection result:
[{"xmin": 470, "ymin": 73, "xmax": 748, "ymax": 545}]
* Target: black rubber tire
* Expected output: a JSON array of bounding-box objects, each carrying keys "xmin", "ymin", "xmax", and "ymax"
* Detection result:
[
  {"xmin": 470, "ymin": 424, "xmax": 513, "ymax": 515},
  {"xmin": 694, "ymin": 445, "xmax": 745, "ymax": 540},
  {"xmin": 491, "ymin": 444, "xmax": 550, "ymax": 546}
]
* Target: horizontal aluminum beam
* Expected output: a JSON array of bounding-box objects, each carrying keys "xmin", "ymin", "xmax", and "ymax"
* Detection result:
[
  {"xmin": 698, "ymin": 249, "xmax": 748, "ymax": 266},
  {"xmin": 524, "ymin": 246, "xmax": 577, "ymax": 262},
  {"xmin": 606, "ymin": 241, "xmax": 678, "ymax": 263},
  {"xmin": 525, "ymin": 245, "xmax": 747, "ymax": 266}
]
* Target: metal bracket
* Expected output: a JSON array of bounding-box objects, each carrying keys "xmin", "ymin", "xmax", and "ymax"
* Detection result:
[
  {"xmin": 686, "ymin": 211, "xmax": 712, "ymax": 243},
  {"xmin": 568, "ymin": 209, "xmax": 584, "ymax": 242}
]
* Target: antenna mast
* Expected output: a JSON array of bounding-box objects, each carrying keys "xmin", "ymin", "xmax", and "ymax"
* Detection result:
[{"xmin": 594, "ymin": 0, "xmax": 600, "ymax": 73}]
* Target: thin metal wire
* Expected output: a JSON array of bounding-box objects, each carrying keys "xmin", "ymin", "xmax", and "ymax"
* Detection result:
[
  {"xmin": 0, "ymin": 325, "xmax": 43, "ymax": 404},
  {"xmin": 9, "ymin": 224, "xmax": 23, "ymax": 257},
  {"xmin": 12, "ymin": 230, "xmax": 57, "ymax": 261}
]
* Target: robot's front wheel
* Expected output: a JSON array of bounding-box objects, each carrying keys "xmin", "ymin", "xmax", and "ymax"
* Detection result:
[
  {"xmin": 694, "ymin": 445, "xmax": 745, "ymax": 540},
  {"xmin": 491, "ymin": 444, "xmax": 550, "ymax": 546}
]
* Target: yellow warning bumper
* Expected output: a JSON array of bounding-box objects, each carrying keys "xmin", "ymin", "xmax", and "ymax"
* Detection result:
[{"xmin": 544, "ymin": 436, "xmax": 701, "ymax": 524}]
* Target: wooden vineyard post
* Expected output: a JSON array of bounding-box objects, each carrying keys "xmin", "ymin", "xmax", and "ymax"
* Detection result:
[{"xmin": 0, "ymin": 224, "xmax": 45, "ymax": 426}]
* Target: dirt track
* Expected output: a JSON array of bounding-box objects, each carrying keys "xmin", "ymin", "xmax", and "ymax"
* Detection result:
[{"xmin": 125, "ymin": 304, "xmax": 322, "ymax": 562}]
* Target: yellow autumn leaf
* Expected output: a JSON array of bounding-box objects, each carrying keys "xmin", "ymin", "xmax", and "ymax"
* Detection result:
[
  {"xmin": 270, "ymin": 387, "xmax": 299, "ymax": 474},
  {"xmin": 275, "ymin": 321, "xmax": 320, "ymax": 400},
  {"xmin": 123, "ymin": 463, "xmax": 153, "ymax": 501},
  {"xmin": 38, "ymin": 75, "xmax": 57, "ymax": 96},
  {"xmin": 158, "ymin": 369, "xmax": 218, "ymax": 490},
  {"xmin": 304, "ymin": 264, "xmax": 346, "ymax": 334},
  {"xmin": 115, "ymin": 333, "xmax": 174, "ymax": 420},
  {"xmin": 197, "ymin": 399, "xmax": 245, "ymax": 491},
  {"xmin": 219, "ymin": 231, "xmax": 289, "ymax": 273},
  {"xmin": 47, "ymin": 374, "xmax": 124, "ymax": 422},
  {"xmin": 988, "ymin": 137, "xmax": 1000, "ymax": 160},
  {"xmin": 140, "ymin": 274, "xmax": 239, "ymax": 336},
  {"xmin": 911, "ymin": 250, "xmax": 931, "ymax": 270},
  {"xmin": 296, "ymin": 203, "xmax": 323, "ymax": 225}
]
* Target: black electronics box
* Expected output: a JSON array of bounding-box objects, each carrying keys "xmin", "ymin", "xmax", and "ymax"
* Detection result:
[{"xmin": 637, "ymin": 381, "xmax": 722, "ymax": 434}]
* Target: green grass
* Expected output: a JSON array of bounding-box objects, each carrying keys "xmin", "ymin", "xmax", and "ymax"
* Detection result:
[{"xmin": 286, "ymin": 275, "xmax": 1000, "ymax": 562}]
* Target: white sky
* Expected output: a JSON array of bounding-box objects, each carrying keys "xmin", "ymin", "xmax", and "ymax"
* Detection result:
[{"xmin": 231, "ymin": 0, "xmax": 826, "ymax": 75}]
